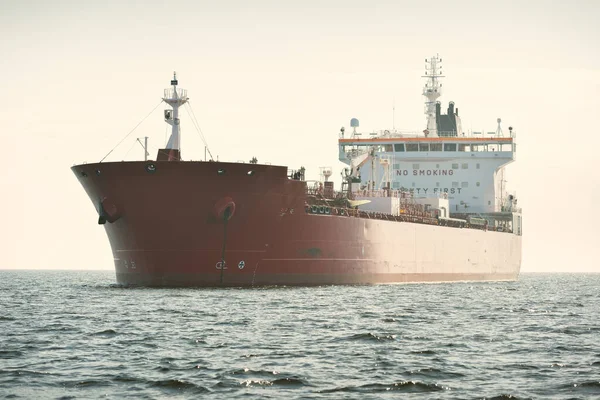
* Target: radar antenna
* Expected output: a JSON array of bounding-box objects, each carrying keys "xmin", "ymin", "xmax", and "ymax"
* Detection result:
[{"xmin": 350, "ymin": 118, "xmax": 360, "ymax": 137}]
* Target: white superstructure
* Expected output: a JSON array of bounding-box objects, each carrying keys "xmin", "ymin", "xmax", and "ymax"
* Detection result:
[{"xmin": 338, "ymin": 56, "xmax": 522, "ymax": 235}]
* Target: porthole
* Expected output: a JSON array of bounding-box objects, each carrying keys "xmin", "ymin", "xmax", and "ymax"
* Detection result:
[
  {"xmin": 145, "ymin": 163, "xmax": 157, "ymax": 173},
  {"xmin": 247, "ymin": 170, "xmax": 255, "ymax": 176},
  {"xmin": 95, "ymin": 169, "xmax": 101, "ymax": 176},
  {"xmin": 80, "ymin": 171, "xmax": 88, "ymax": 177},
  {"xmin": 217, "ymin": 169, "xmax": 226, "ymax": 175}
]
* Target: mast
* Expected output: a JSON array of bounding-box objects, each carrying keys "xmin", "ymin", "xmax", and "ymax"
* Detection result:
[
  {"xmin": 392, "ymin": 98, "xmax": 395, "ymax": 130},
  {"xmin": 162, "ymin": 72, "xmax": 188, "ymax": 160},
  {"xmin": 137, "ymin": 136, "xmax": 149, "ymax": 161},
  {"xmin": 422, "ymin": 55, "xmax": 444, "ymax": 137}
]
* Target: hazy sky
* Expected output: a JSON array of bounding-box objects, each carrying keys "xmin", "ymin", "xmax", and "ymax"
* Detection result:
[{"xmin": 1, "ymin": 0, "xmax": 598, "ymax": 272}]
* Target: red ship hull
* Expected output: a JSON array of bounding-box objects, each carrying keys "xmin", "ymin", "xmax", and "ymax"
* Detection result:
[{"xmin": 72, "ymin": 161, "xmax": 521, "ymax": 287}]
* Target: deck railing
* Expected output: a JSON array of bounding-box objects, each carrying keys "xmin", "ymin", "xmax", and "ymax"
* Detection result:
[{"xmin": 303, "ymin": 204, "xmax": 514, "ymax": 234}]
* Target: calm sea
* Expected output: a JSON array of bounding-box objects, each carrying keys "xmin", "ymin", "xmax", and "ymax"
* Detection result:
[{"xmin": 0, "ymin": 271, "xmax": 599, "ymax": 399}]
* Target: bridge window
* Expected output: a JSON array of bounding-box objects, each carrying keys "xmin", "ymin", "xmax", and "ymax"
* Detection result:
[
  {"xmin": 406, "ymin": 143, "xmax": 419, "ymax": 151},
  {"xmin": 412, "ymin": 163, "xmax": 419, "ymax": 169},
  {"xmin": 452, "ymin": 163, "xmax": 459, "ymax": 169},
  {"xmin": 419, "ymin": 143, "xmax": 429, "ymax": 151},
  {"xmin": 384, "ymin": 144, "xmax": 393, "ymax": 152},
  {"xmin": 458, "ymin": 144, "xmax": 468, "ymax": 151},
  {"xmin": 430, "ymin": 143, "xmax": 442, "ymax": 151},
  {"xmin": 436, "ymin": 182, "xmax": 440, "ymax": 187},
  {"xmin": 452, "ymin": 182, "xmax": 459, "ymax": 188},
  {"xmin": 462, "ymin": 163, "xmax": 468, "ymax": 169},
  {"xmin": 393, "ymin": 163, "xmax": 400, "ymax": 170},
  {"xmin": 461, "ymin": 182, "xmax": 469, "ymax": 188},
  {"xmin": 476, "ymin": 182, "xmax": 480, "ymax": 187},
  {"xmin": 392, "ymin": 181, "xmax": 401, "ymax": 189},
  {"xmin": 394, "ymin": 144, "xmax": 405, "ymax": 152},
  {"xmin": 476, "ymin": 163, "xmax": 480, "ymax": 169},
  {"xmin": 444, "ymin": 143, "xmax": 457, "ymax": 151}
]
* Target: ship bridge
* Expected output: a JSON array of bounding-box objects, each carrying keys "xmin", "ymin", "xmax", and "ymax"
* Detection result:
[
  {"xmin": 339, "ymin": 125, "xmax": 517, "ymax": 164},
  {"xmin": 338, "ymin": 129, "xmax": 518, "ymax": 215},
  {"xmin": 339, "ymin": 134, "xmax": 515, "ymax": 156}
]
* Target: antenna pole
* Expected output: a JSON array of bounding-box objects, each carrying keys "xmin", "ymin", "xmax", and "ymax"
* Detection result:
[
  {"xmin": 144, "ymin": 136, "xmax": 148, "ymax": 161},
  {"xmin": 393, "ymin": 98, "xmax": 395, "ymax": 130}
]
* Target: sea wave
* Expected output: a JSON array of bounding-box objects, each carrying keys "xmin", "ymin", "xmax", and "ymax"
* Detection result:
[{"xmin": 1, "ymin": 271, "xmax": 599, "ymax": 399}]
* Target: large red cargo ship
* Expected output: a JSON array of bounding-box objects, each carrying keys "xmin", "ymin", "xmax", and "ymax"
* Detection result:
[{"xmin": 73, "ymin": 60, "xmax": 522, "ymax": 286}]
